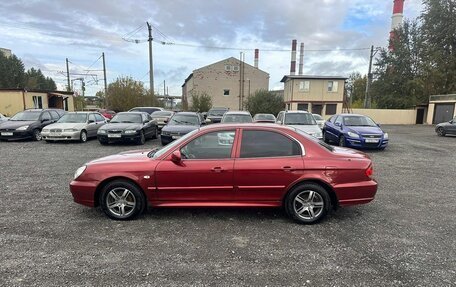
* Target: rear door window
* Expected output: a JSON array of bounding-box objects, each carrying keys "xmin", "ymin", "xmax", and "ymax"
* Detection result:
[{"xmin": 240, "ymin": 130, "xmax": 301, "ymax": 158}]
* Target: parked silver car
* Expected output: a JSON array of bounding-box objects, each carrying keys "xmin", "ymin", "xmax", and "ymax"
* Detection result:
[
  {"xmin": 42, "ymin": 112, "xmax": 106, "ymax": 143},
  {"xmin": 276, "ymin": 110, "xmax": 323, "ymax": 139}
]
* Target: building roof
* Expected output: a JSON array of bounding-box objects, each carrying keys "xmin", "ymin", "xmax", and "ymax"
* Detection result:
[
  {"xmin": 182, "ymin": 73, "xmax": 194, "ymax": 87},
  {"xmin": 280, "ymin": 75, "xmax": 348, "ymax": 82},
  {"xmin": 0, "ymin": 88, "xmax": 75, "ymax": 95}
]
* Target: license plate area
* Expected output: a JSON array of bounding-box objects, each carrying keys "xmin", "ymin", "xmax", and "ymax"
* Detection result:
[
  {"xmin": 1, "ymin": 132, "xmax": 13, "ymax": 136},
  {"xmin": 108, "ymin": 134, "xmax": 122, "ymax": 138},
  {"xmin": 365, "ymin": 138, "xmax": 379, "ymax": 143},
  {"xmin": 172, "ymin": 135, "xmax": 181, "ymax": 139}
]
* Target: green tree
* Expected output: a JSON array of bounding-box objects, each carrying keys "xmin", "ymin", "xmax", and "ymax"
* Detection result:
[
  {"xmin": 244, "ymin": 89, "xmax": 284, "ymax": 116},
  {"xmin": 95, "ymin": 90, "xmax": 105, "ymax": 108},
  {"xmin": 346, "ymin": 72, "xmax": 367, "ymax": 108},
  {"xmin": 24, "ymin": 68, "xmax": 56, "ymax": 90},
  {"xmin": 190, "ymin": 92, "xmax": 212, "ymax": 112},
  {"xmin": 106, "ymin": 76, "xmax": 145, "ymax": 111},
  {"xmin": 0, "ymin": 53, "xmax": 25, "ymax": 88},
  {"xmin": 73, "ymin": 96, "xmax": 86, "ymax": 111}
]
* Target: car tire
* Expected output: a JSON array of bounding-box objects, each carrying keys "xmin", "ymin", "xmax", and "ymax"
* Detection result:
[
  {"xmin": 437, "ymin": 127, "xmax": 446, "ymax": 137},
  {"xmin": 100, "ymin": 180, "xmax": 146, "ymax": 220},
  {"xmin": 33, "ymin": 129, "xmax": 42, "ymax": 141},
  {"xmin": 80, "ymin": 130, "xmax": 88, "ymax": 143},
  {"xmin": 339, "ymin": 135, "xmax": 346, "ymax": 147},
  {"xmin": 152, "ymin": 126, "xmax": 158, "ymax": 139},
  {"xmin": 285, "ymin": 183, "xmax": 330, "ymax": 224},
  {"xmin": 137, "ymin": 130, "xmax": 146, "ymax": 145},
  {"xmin": 322, "ymin": 130, "xmax": 329, "ymax": 143}
]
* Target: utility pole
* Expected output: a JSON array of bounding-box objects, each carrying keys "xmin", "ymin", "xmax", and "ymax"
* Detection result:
[
  {"xmin": 66, "ymin": 58, "xmax": 71, "ymax": 91},
  {"xmin": 239, "ymin": 52, "xmax": 243, "ymax": 110},
  {"xmin": 102, "ymin": 52, "xmax": 108, "ymax": 108},
  {"xmin": 364, "ymin": 45, "xmax": 374, "ymax": 108},
  {"xmin": 146, "ymin": 22, "xmax": 154, "ymax": 95},
  {"xmin": 163, "ymin": 80, "xmax": 166, "ymax": 96}
]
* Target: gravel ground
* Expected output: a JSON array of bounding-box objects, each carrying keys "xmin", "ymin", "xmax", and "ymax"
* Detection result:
[{"xmin": 0, "ymin": 125, "xmax": 455, "ymax": 287}]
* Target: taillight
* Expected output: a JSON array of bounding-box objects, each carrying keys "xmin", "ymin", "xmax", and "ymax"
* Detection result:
[{"xmin": 365, "ymin": 165, "xmax": 374, "ymax": 178}]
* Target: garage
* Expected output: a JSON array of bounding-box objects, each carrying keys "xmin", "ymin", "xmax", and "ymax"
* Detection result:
[
  {"xmin": 427, "ymin": 94, "xmax": 456, "ymax": 124},
  {"xmin": 432, "ymin": 103, "xmax": 455, "ymax": 124}
]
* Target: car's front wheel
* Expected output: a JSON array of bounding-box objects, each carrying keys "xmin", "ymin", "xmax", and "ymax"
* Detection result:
[
  {"xmin": 339, "ymin": 135, "xmax": 346, "ymax": 147},
  {"xmin": 137, "ymin": 130, "xmax": 146, "ymax": 145},
  {"xmin": 80, "ymin": 130, "xmax": 87, "ymax": 143},
  {"xmin": 437, "ymin": 127, "xmax": 446, "ymax": 137},
  {"xmin": 33, "ymin": 129, "xmax": 42, "ymax": 141},
  {"xmin": 285, "ymin": 183, "xmax": 330, "ymax": 224},
  {"xmin": 322, "ymin": 130, "xmax": 329, "ymax": 143},
  {"xmin": 152, "ymin": 126, "xmax": 158, "ymax": 139},
  {"xmin": 100, "ymin": 180, "xmax": 146, "ymax": 220}
]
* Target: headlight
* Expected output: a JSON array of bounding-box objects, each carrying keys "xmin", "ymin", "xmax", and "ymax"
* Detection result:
[
  {"xmin": 42, "ymin": 129, "xmax": 50, "ymax": 133},
  {"xmin": 384, "ymin": 133, "xmax": 389, "ymax": 139},
  {"xmin": 124, "ymin": 130, "xmax": 137, "ymax": 134},
  {"xmin": 74, "ymin": 165, "xmax": 87, "ymax": 179},
  {"xmin": 347, "ymin": 132, "xmax": 360, "ymax": 138},
  {"xmin": 98, "ymin": 129, "xmax": 107, "ymax": 134},
  {"xmin": 64, "ymin": 129, "xmax": 78, "ymax": 132},
  {"xmin": 16, "ymin": 125, "xmax": 29, "ymax": 131}
]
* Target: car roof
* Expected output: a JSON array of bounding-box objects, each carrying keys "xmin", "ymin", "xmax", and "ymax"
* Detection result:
[
  {"xmin": 282, "ymin": 110, "xmax": 310, "ymax": 114},
  {"xmin": 224, "ymin": 111, "xmax": 251, "ymax": 115},
  {"xmin": 174, "ymin": 112, "xmax": 199, "ymax": 116},
  {"xmin": 200, "ymin": 123, "xmax": 295, "ymax": 131},
  {"xmin": 117, "ymin": 111, "xmax": 146, "ymax": 115},
  {"xmin": 337, "ymin": 113, "xmax": 366, "ymax": 117}
]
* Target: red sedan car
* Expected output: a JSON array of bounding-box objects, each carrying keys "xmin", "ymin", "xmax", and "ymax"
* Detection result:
[{"xmin": 70, "ymin": 124, "xmax": 377, "ymax": 224}]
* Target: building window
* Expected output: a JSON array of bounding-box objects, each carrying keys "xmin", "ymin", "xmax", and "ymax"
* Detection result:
[
  {"xmin": 32, "ymin": 96, "xmax": 43, "ymax": 109},
  {"xmin": 326, "ymin": 104, "xmax": 337, "ymax": 115},
  {"xmin": 299, "ymin": 81, "xmax": 310, "ymax": 92},
  {"xmin": 224, "ymin": 65, "xmax": 231, "ymax": 71},
  {"xmin": 297, "ymin": 103, "xmax": 308, "ymax": 111},
  {"xmin": 232, "ymin": 66, "xmax": 239, "ymax": 72},
  {"xmin": 327, "ymin": 81, "xmax": 338, "ymax": 92},
  {"xmin": 223, "ymin": 89, "xmax": 230, "ymax": 96}
]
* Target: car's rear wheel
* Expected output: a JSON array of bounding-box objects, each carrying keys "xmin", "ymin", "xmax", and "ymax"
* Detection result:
[
  {"xmin": 100, "ymin": 180, "xmax": 146, "ymax": 220},
  {"xmin": 339, "ymin": 135, "xmax": 346, "ymax": 147},
  {"xmin": 33, "ymin": 129, "xmax": 42, "ymax": 141},
  {"xmin": 80, "ymin": 130, "xmax": 87, "ymax": 143},
  {"xmin": 285, "ymin": 183, "xmax": 330, "ymax": 224},
  {"xmin": 437, "ymin": 127, "xmax": 446, "ymax": 137},
  {"xmin": 137, "ymin": 130, "xmax": 146, "ymax": 145}
]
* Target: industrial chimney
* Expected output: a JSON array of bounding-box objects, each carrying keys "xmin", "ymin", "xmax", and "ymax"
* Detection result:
[
  {"xmin": 389, "ymin": 0, "xmax": 405, "ymax": 50},
  {"xmin": 290, "ymin": 39, "xmax": 297, "ymax": 75},
  {"xmin": 298, "ymin": 42, "xmax": 304, "ymax": 75},
  {"xmin": 254, "ymin": 49, "xmax": 259, "ymax": 69}
]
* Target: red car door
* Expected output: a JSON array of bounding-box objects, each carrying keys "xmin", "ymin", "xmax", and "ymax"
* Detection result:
[
  {"xmin": 234, "ymin": 129, "xmax": 304, "ymax": 202},
  {"xmin": 155, "ymin": 130, "xmax": 237, "ymax": 202}
]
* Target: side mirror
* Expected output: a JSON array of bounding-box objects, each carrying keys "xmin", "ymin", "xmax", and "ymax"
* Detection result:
[
  {"xmin": 449, "ymin": 120, "xmax": 453, "ymax": 124},
  {"xmin": 143, "ymin": 120, "xmax": 149, "ymax": 124},
  {"xmin": 377, "ymin": 123, "xmax": 381, "ymax": 127},
  {"xmin": 88, "ymin": 120, "xmax": 95, "ymax": 123},
  {"xmin": 171, "ymin": 150, "xmax": 182, "ymax": 163},
  {"xmin": 276, "ymin": 120, "xmax": 282, "ymax": 124},
  {"xmin": 205, "ymin": 119, "xmax": 212, "ymax": 124},
  {"xmin": 335, "ymin": 122, "xmax": 341, "ymax": 127},
  {"xmin": 42, "ymin": 118, "xmax": 49, "ymax": 123}
]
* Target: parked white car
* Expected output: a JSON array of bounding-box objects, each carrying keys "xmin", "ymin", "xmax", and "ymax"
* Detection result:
[
  {"xmin": 276, "ymin": 110, "xmax": 323, "ymax": 139},
  {"xmin": 221, "ymin": 111, "xmax": 253, "ymax": 123},
  {"xmin": 312, "ymin": 114, "xmax": 325, "ymax": 129}
]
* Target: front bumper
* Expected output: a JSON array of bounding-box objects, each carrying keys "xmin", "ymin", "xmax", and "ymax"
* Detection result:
[
  {"xmin": 98, "ymin": 133, "xmax": 140, "ymax": 143},
  {"xmin": 345, "ymin": 136, "xmax": 388, "ymax": 149},
  {"xmin": 0, "ymin": 130, "xmax": 33, "ymax": 140},
  {"xmin": 42, "ymin": 131, "xmax": 80, "ymax": 141},
  {"xmin": 70, "ymin": 180, "xmax": 98, "ymax": 207}
]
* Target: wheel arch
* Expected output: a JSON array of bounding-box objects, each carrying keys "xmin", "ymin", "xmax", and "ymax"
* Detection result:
[
  {"xmin": 283, "ymin": 179, "xmax": 339, "ymax": 210},
  {"xmin": 94, "ymin": 176, "xmax": 147, "ymax": 207}
]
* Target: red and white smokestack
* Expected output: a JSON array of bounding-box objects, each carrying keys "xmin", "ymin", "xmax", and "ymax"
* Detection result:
[
  {"xmin": 290, "ymin": 39, "xmax": 297, "ymax": 75},
  {"xmin": 254, "ymin": 48, "xmax": 259, "ymax": 69},
  {"xmin": 298, "ymin": 42, "xmax": 304, "ymax": 75},
  {"xmin": 390, "ymin": 0, "xmax": 404, "ymax": 49}
]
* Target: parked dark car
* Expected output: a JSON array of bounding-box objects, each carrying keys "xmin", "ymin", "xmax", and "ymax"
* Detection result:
[
  {"xmin": 0, "ymin": 109, "xmax": 65, "ymax": 141},
  {"xmin": 151, "ymin": 110, "xmax": 174, "ymax": 131},
  {"xmin": 97, "ymin": 112, "xmax": 158, "ymax": 145},
  {"xmin": 435, "ymin": 116, "xmax": 456, "ymax": 136},
  {"xmin": 206, "ymin": 107, "xmax": 229, "ymax": 123},
  {"xmin": 253, "ymin": 113, "xmax": 276, "ymax": 123},
  {"xmin": 323, "ymin": 114, "xmax": 388, "ymax": 150},
  {"xmin": 129, "ymin": 107, "xmax": 164, "ymax": 115},
  {"xmin": 160, "ymin": 112, "xmax": 204, "ymax": 145},
  {"xmin": 70, "ymin": 124, "xmax": 377, "ymax": 223}
]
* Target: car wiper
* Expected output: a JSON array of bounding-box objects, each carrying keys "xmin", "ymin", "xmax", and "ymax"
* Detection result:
[
  {"xmin": 147, "ymin": 147, "xmax": 161, "ymax": 158},
  {"xmin": 110, "ymin": 121, "xmax": 119, "ymax": 123},
  {"xmin": 121, "ymin": 121, "xmax": 134, "ymax": 123}
]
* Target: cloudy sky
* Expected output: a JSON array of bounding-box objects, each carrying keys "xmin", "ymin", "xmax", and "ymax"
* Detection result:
[{"xmin": 0, "ymin": 0, "xmax": 422, "ymax": 97}]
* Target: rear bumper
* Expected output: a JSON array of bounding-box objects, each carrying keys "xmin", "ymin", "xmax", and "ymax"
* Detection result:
[
  {"xmin": 334, "ymin": 179, "xmax": 378, "ymax": 206},
  {"xmin": 69, "ymin": 180, "xmax": 98, "ymax": 207}
]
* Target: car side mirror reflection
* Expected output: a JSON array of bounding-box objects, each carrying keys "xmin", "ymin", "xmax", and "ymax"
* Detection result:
[
  {"xmin": 171, "ymin": 150, "xmax": 182, "ymax": 163},
  {"xmin": 276, "ymin": 120, "xmax": 282, "ymax": 124},
  {"xmin": 88, "ymin": 120, "xmax": 95, "ymax": 123}
]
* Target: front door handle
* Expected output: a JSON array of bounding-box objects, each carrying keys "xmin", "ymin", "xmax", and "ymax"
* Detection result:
[
  {"xmin": 282, "ymin": 166, "xmax": 295, "ymax": 172},
  {"xmin": 211, "ymin": 167, "xmax": 224, "ymax": 173}
]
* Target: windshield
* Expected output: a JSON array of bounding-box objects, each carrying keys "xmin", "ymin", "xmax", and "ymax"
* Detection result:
[
  {"xmin": 284, "ymin": 113, "xmax": 317, "ymax": 125},
  {"xmin": 169, "ymin": 114, "xmax": 199, "ymax": 125},
  {"xmin": 110, "ymin": 113, "xmax": 142, "ymax": 123},
  {"xmin": 222, "ymin": 114, "xmax": 252, "ymax": 123},
  {"xmin": 313, "ymin": 114, "xmax": 323, "ymax": 120},
  {"xmin": 152, "ymin": 111, "xmax": 172, "ymax": 117},
  {"xmin": 343, "ymin": 116, "xmax": 377, "ymax": 126},
  {"xmin": 254, "ymin": 114, "xmax": 275, "ymax": 121},
  {"xmin": 208, "ymin": 109, "xmax": 227, "ymax": 117},
  {"xmin": 150, "ymin": 129, "xmax": 199, "ymax": 158},
  {"xmin": 10, "ymin": 111, "xmax": 41, "ymax": 121},
  {"xmin": 58, "ymin": 113, "xmax": 88, "ymax": 123}
]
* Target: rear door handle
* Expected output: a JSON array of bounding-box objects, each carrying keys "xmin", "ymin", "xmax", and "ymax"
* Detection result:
[
  {"xmin": 282, "ymin": 166, "xmax": 295, "ymax": 172},
  {"xmin": 211, "ymin": 167, "xmax": 224, "ymax": 173}
]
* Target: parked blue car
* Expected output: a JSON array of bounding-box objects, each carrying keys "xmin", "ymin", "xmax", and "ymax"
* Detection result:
[{"xmin": 323, "ymin": 114, "xmax": 388, "ymax": 150}]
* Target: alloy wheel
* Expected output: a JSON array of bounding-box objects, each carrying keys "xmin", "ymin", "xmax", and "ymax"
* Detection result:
[
  {"xmin": 105, "ymin": 187, "xmax": 136, "ymax": 218},
  {"xmin": 34, "ymin": 129, "xmax": 42, "ymax": 141},
  {"xmin": 437, "ymin": 127, "xmax": 445, "ymax": 137},
  {"xmin": 80, "ymin": 131, "xmax": 87, "ymax": 142},
  {"xmin": 293, "ymin": 190, "xmax": 324, "ymax": 220}
]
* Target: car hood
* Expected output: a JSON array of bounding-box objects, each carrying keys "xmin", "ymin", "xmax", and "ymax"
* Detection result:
[
  {"xmin": 162, "ymin": 125, "xmax": 199, "ymax": 133},
  {"xmin": 89, "ymin": 149, "xmax": 152, "ymax": 164},
  {"xmin": 332, "ymin": 146, "xmax": 371, "ymax": 159},
  {"xmin": 44, "ymin": 123, "xmax": 86, "ymax": 130},
  {"xmin": 0, "ymin": 120, "xmax": 37, "ymax": 129},
  {"xmin": 346, "ymin": 126, "xmax": 383, "ymax": 135},
  {"xmin": 99, "ymin": 123, "xmax": 142, "ymax": 131},
  {"xmin": 290, "ymin": 125, "xmax": 322, "ymax": 135},
  {"xmin": 436, "ymin": 121, "xmax": 452, "ymax": 127}
]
